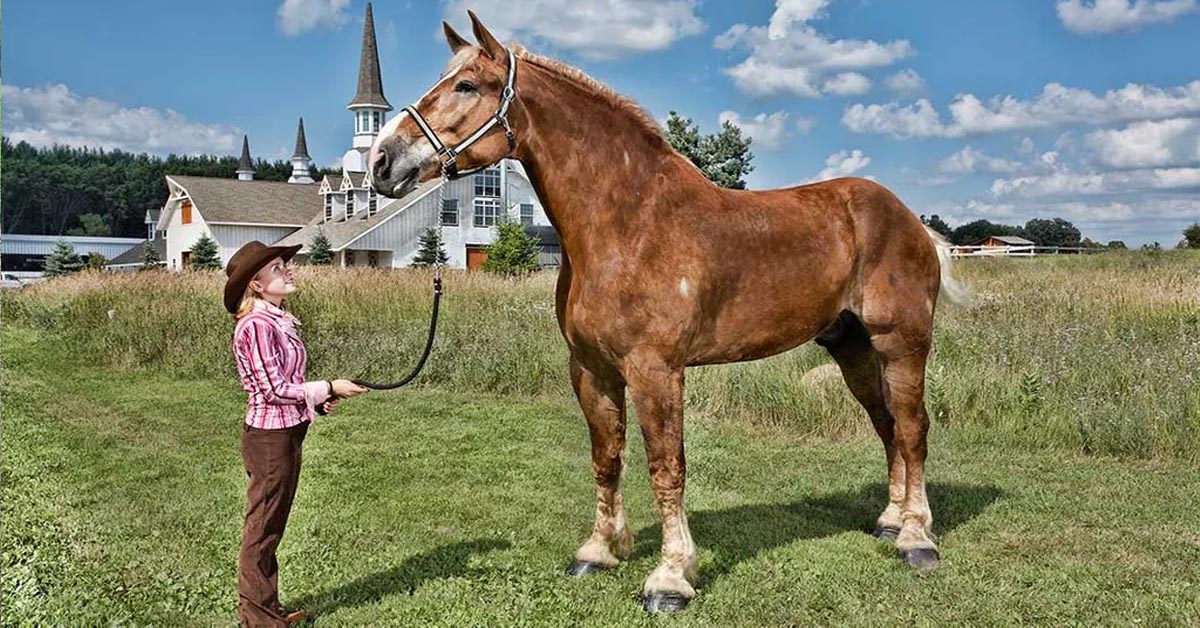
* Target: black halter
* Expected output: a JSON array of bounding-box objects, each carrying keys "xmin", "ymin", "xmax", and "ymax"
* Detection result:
[{"xmin": 403, "ymin": 48, "xmax": 518, "ymax": 180}]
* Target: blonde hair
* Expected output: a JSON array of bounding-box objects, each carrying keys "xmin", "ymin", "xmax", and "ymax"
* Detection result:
[{"xmin": 234, "ymin": 286, "xmax": 259, "ymax": 319}]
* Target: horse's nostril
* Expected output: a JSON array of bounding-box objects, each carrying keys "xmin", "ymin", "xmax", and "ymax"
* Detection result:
[{"xmin": 372, "ymin": 151, "xmax": 392, "ymax": 182}]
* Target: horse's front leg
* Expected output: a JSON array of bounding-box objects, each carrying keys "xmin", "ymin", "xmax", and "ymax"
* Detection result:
[
  {"xmin": 567, "ymin": 356, "xmax": 634, "ymax": 575},
  {"xmin": 624, "ymin": 353, "xmax": 697, "ymax": 612}
]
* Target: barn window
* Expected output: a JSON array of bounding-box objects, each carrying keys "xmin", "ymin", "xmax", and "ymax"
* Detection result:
[
  {"xmin": 520, "ymin": 203, "xmax": 534, "ymax": 226},
  {"xmin": 474, "ymin": 168, "xmax": 500, "ymax": 197},
  {"xmin": 181, "ymin": 200, "xmax": 193, "ymax": 225},
  {"xmin": 473, "ymin": 198, "xmax": 500, "ymax": 227},
  {"xmin": 324, "ymin": 194, "xmax": 333, "ymax": 222},
  {"xmin": 441, "ymin": 199, "xmax": 459, "ymax": 226}
]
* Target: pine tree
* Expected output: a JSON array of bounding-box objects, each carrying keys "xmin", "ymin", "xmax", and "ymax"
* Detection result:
[
  {"xmin": 189, "ymin": 233, "xmax": 223, "ymax": 270},
  {"xmin": 663, "ymin": 112, "xmax": 755, "ymax": 189},
  {"xmin": 43, "ymin": 240, "xmax": 84, "ymax": 277},
  {"xmin": 85, "ymin": 252, "xmax": 109, "ymax": 271},
  {"xmin": 139, "ymin": 242, "xmax": 161, "ymax": 271},
  {"xmin": 411, "ymin": 227, "xmax": 449, "ymax": 267},
  {"xmin": 309, "ymin": 229, "xmax": 334, "ymax": 265},
  {"xmin": 482, "ymin": 222, "xmax": 541, "ymax": 276}
]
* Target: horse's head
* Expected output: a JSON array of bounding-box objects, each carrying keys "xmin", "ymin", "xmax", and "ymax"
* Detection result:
[{"xmin": 370, "ymin": 12, "xmax": 518, "ymax": 199}]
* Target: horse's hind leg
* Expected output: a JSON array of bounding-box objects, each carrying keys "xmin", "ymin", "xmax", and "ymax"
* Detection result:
[
  {"xmin": 870, "ymin": 327, "xmax": 940, "ymax": 572},
  {"xmin": 567, "ymin": 356, "xmax": 634, "ymax": 575},
  {"xmin": 818, "ymin": 312, "xmax": 905, "ymax": 539}
]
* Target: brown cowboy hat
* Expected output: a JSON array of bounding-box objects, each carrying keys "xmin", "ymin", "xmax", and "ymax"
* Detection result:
[{"xmin": 223, "ymin": 240, "xmax": 303, "ymax": 314}]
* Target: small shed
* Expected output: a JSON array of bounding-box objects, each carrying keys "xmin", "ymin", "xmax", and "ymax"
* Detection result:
[{"xmin": 973, "ymin": 235, "xmax": 1034, "ymax": 248}]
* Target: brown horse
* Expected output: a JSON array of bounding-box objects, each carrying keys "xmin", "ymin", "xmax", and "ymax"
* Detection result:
[{"xmin": 370, "ymin": 12, "xmax": 969, "ymax": 612}]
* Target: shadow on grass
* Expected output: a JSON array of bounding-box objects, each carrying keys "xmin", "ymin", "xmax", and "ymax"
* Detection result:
[
  {"xmin": 632, "ymin": 482, "xmax": 1003, "ymax": 583},
  {"xmin": 292, "ymin": 538, "xmax": 510, "ymax": 617}
]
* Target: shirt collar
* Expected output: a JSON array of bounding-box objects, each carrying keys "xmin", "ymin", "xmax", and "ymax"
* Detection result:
[{"xmin": 253, "ymin": 299, "xmax": 298, "ymax": 324}]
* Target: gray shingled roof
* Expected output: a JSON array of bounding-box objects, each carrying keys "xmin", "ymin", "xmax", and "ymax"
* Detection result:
[
  {"xmin": 292, "ymin": 118, "xmax": 311, "ymax": 160},
  {"xmin": 168, "ymin": 175, "xmax": 321, "ymax": 226},
  {"xmin": 347, "ymin": 3, "xmax": 392, "ymax": 110},
  {"xmin": 107, "ymin": 237, "xmax": 166, "ymax": 266},
  {"xmin": 277, "ymin": 179, "xmax": 443, "ymax": 251},
  {"xmin": 976, "ymin": 235, "xmax": 1035, "ymax": 246},
  {"xmin": 237, "ymin": 136, "xmax": 254, "ymax": 172}
]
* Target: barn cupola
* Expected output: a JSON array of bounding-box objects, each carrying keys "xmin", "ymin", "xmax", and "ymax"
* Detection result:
[
  {"xmin": 236, "ymin": 135, "xmax": 255, "ymax": 181},
  {"xmin": 288, "ymin": 117, "xmax": 315, "ymax": 184},
  {"xmin": 343, "ymin": 2, "xmax": 392, "ymax": 173}
]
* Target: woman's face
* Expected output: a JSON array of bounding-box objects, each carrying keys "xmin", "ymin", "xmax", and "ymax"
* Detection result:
[{"xmin": 250, "ymin": 257, "xmax": 296, "ymax": 301}]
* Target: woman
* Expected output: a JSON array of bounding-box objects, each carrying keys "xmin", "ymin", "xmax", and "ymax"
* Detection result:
[{"xmin": 224, "ymin": 240, "xmax": 368, "ymax": 626}]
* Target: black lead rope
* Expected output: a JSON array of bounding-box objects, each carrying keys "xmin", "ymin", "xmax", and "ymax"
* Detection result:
[{"xmin": 350, "ymin": 273, "xmax": 443, "ymax": 390}]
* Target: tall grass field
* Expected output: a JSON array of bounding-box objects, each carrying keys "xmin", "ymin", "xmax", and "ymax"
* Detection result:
[{"xmin": 2, "ymin": 251, "xmax": 1199, "ymax": 625}]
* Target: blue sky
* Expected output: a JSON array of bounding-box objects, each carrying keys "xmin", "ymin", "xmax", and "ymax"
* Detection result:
[{"xmin": 4, "ymin": 0, "xmax": 1200, "ymax": 245}]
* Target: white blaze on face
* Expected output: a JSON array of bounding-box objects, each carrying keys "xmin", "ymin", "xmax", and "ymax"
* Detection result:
[
  {"xmin": 367, "ymin": 48, "xmax": 480, "ymax": 178},
  {"xmin": 679, "ymin": 278, "xmax": 690, "ymax": 298}
]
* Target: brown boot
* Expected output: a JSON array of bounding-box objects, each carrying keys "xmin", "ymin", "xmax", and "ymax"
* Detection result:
[{"xmin": 282, "ymin": 609, "xmax": 309, "ymax": 625}]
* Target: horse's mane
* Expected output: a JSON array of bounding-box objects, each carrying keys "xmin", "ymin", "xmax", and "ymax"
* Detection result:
[{"xmin": 512, "ymin": 45, "xmax": 666, "ymax": 144}]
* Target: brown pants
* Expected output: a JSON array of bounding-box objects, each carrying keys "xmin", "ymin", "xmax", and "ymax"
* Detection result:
[{"xmin": 239, "ymin": 421, "xmax": 309, "ymax": 627}]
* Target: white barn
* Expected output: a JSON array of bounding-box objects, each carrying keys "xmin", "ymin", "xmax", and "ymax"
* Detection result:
[{"xmin": 157, "ymin": 2, "xmax": 555, "ymax": 272}]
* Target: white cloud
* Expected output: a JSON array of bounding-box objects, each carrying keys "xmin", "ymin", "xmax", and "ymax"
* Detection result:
[
  {"xmin": 990, "ymin": 167, "xmax": 1200, "ymax": 197},
  {"xmin": 1084, "ymin": 117, "xmax": 1200, "ymax": 168},
  {"xmin": 443, "ymin": 0, "xmax": 704, "ymax": 60},
  {"xmin": 823, "ymin": 72, "xmax": 872, "ymax": 96},
  {"xmin": 1, "ymin": 83, "xmax": 241, "ymax": 155},
  {"xmin": 795, "ymin": 117, "xmax": 818, "ymax": 134},
  {"xmin": 719, "ymin": 110, "xmax": 792, "ymax": 150},
  {"xmin": 277, "ymin": 0, "xmax": 352, "ymax": 36},
  {"xmin": 808, "ymin": 149, "xmax": 872, "ymax": 182},
  {"xmin": 1019, "ymin": 136, "xmax": 1037, "ymax": 155},
  {"xmin": 769, "ymin": 0, "xmax": 835, "ymax": 38},
  {"xmin": 1056, "ymin": 0, "xmax": 1198, "ymax": 34},
  {"xmin": 843, "ymin": 80, "xmax": 1200, "ymax": 138},
  {"xmin": 715, "ymin": 1, "xmax": 912, "ymax": 98},
  {"xmin": 884, "ymin": 69, "xmax": 924, "ymax": 97},
  {"xmin": 941, "ymin": 196, "xmax": 1200, "ymax": 245},
  {"xmin": 938, "ymin": 145, "xmax": 1022, "ymax": 174}
]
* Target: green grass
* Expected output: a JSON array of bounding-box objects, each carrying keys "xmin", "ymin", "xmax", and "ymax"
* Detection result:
[
  {"xmin": 4, "ymin": 251, "xmax": 1199, "ymax": 460},
  {"xmin": 3, "ymin": 322, "xmax": 1199, "ymax": 626}
]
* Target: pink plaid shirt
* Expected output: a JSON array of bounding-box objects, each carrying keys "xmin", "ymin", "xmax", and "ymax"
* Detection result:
[{"xmin": 233, "ymin": 300, "xmax": 330, "ymax": 429}]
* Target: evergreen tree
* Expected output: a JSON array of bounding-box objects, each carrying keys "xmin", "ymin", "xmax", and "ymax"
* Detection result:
[
  {"xmin": 662, "ymin": 112, "xmax": 755, "ymax": 189},
  {"xmin": 189, "ymin": 233, "xmax": 223, "ymax": 270},
  {"xmin": 411, "ymin": 227, "xmax": 449, "ymax": 267},
  {"xmin": 309, "ymin": 229, "xmax": 334, "ymax": 265},
  {"xmin": 43, "ymin": 240, "xmax": 84, "ymax": 277},
  {"xmin": 482, "ymin": 222, "xmax": 540, "ymax": 276},
  {"xmin": 139, "ymin": 242, "xmax": 161, "ymax": 270},
  {"xmin": 85, "ymin": 252, "xmax": 109, "ymax": 271}
]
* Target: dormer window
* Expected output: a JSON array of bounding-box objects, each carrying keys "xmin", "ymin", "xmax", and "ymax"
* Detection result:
[
  {"xmin": 368, "ymin": 190, "xmax": 378, "ymax": 217},
  {"xmin": 347, "ymin": 193, "xmax": 356, "ymax": 218},
  {"xmin": 324, "ymin": 194, "xmax": 333, "ymax": 222},
  {"xmin": 474, "ymin": 168, "xmax": 500, "ymax": 197}
]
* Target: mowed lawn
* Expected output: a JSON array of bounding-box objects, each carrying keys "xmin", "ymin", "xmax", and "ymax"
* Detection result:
[{"xmin": 3, "ymin": 324, "xmax": 1199, "ymax": 627}]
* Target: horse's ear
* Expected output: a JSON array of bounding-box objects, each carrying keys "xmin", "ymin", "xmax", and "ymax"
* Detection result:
[
  {"xmin": 468, "ymin": 10, "xmax": 506, "ymax": 60},
  {"xmin": 443, "ymin": 21, "xmax": 471, "ymax": 54}
]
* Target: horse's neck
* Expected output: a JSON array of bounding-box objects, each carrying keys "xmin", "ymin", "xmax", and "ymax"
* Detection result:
[{"xmin": 513, "ymin": 65, "xmax": 710, "ymax": 262}]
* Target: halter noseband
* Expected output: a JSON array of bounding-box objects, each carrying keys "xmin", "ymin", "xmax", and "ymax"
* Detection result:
[{"xmin": 403, "ymin": 48, "xmax": 518, "ymax": 180}]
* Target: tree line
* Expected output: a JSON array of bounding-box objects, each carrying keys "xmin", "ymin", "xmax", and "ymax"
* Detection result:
[{"xmin": 1, "ymin": 138, "xmax": 339, "ymax": 238}]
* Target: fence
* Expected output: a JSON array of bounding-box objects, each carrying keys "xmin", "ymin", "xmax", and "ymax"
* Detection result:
[{"xmin": 950, "ymin": 245, "xmax": 1103, "ymax": 258}]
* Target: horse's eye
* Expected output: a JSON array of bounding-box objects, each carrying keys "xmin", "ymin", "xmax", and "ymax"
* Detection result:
[{"xmin": 454, "ymin": 81, "xmax": 477, "ymax": 94}]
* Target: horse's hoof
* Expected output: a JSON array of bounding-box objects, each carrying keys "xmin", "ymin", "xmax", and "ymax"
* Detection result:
[
  {"xmin": 641, "ymin": 591, "xmax": 691, "ymax": 613},
  {"xmin": 565, "ymin": 560, "xmax": 608, "ymax": 577},
  {"xmin": 900, "ymin": 547, "xmax": 940, "ymax": 572},
  {"xmin": 871, "ymin": 526, "xmax": 900, "ymax": 541}
]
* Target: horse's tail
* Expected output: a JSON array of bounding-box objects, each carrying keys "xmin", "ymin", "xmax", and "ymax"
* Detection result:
[{"xmin": 923, "ymin": 226, "xmax": 973, "ymax": 307}]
